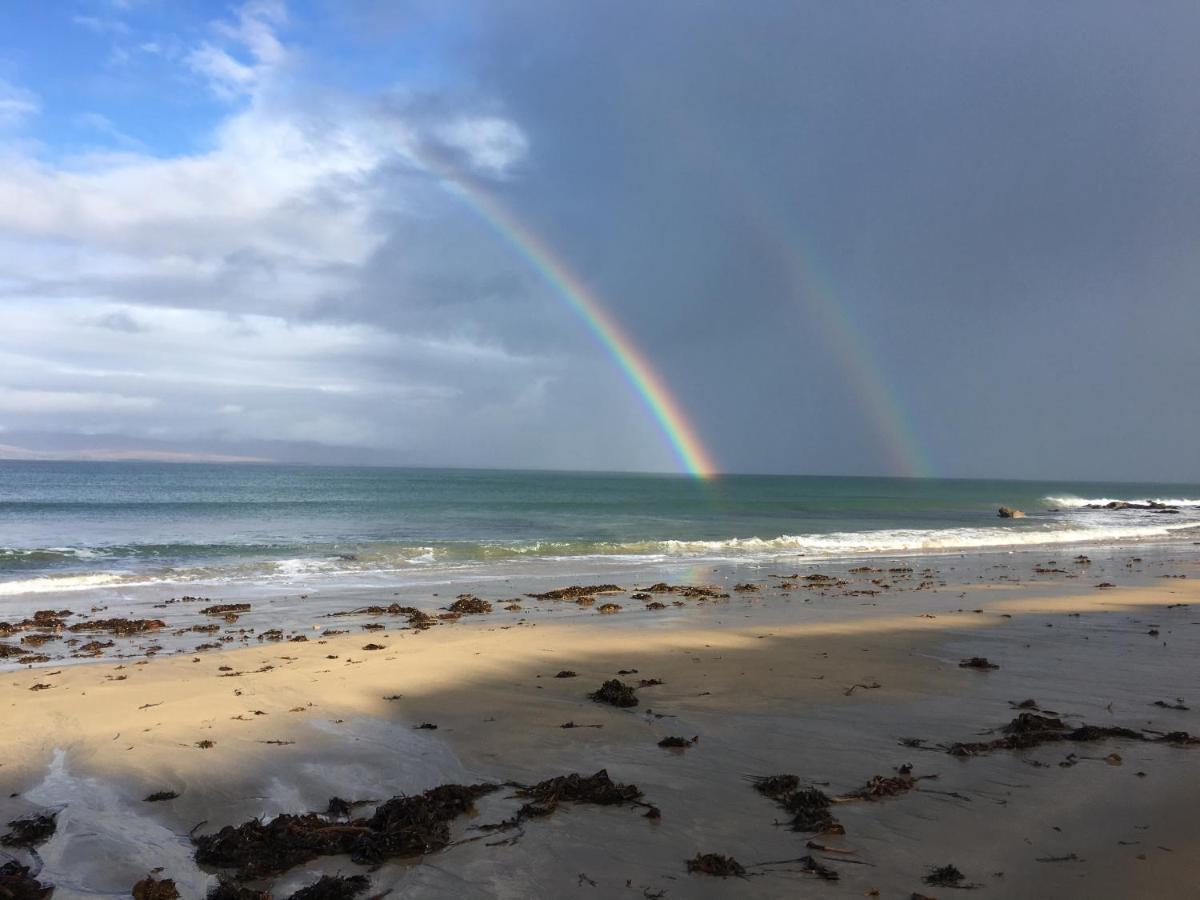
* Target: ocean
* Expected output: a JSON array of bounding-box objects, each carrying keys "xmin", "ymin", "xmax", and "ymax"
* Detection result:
[{"xmin": 1, "ymin": 460, "xmax": 1198, "ymax": 597}]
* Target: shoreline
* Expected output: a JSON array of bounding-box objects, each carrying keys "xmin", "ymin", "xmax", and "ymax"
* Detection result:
[{"xmin": 2, "ymin": 549, "xmax": 1199, "ymax": 897}]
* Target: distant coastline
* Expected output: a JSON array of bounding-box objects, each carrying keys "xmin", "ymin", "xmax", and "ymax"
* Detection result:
[{"xmin": 0, "ymin": 443, "xmax": 270, "ymax": 464}]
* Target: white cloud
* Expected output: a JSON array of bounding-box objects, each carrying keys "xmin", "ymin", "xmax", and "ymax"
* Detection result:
[
  {"xmin": 0, "ymin": 79, "xmax": 38, "ymax": 128},
  {"xmin": 436, "ymin": 117, "xmax": 529, "ymax": 178},
  {"xmin": 76, "ymin": 112, "xmax": 145, "ymax": 149},
  {"xmin": 188, "ymin": 0, "xmax": 288, "ymax": 99},
  {"xmin": 0, "ymin": 387, "xmax": 157, "ymax": 413},
  {"xmin": 0, "ymin": 1, "xmax": 666, "ymax": 469},
  {"xmin": 71, "ymin": 14, "xmax": 132, "ymax": 36}
]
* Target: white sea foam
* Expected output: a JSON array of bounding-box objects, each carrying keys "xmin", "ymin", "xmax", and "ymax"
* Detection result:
[
  {"xmin": 0, "ymin": 573, "xmax": 131, "ymax": 596},
  {"xmin": 649, "ymin": 521, "xmax": 1200, "ymax": 560},
  {"xmin": 2, "ymin": 518, "xmax": 1198, "ymax": 598},
  {"xmin": 1044, "ymin": 496, "xmax": 1200, "ymax": 508}
]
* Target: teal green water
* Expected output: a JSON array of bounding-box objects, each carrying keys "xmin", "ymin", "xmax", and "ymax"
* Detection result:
[{"xmin": 1, "ymin": 461, "xmax": 1198, "ymax": 590}]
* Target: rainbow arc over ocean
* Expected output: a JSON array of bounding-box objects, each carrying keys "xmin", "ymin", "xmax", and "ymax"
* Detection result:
[{"xmin": 427, "ymin": 171, "xmax": 719, "ymax": 480}]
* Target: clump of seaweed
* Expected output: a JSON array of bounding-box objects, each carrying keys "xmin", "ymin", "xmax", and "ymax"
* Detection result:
[
  {"xmin": 751, "ymin": 774, "xmax": 799, "ymax": 798},
  {"xmin": 193, "ymin": 783, "xmax": 497, "ymax": 879},
  {"xmin": 514, "ymin": 769, "xmax": 642, "ymax": 818},
  {"xmin": 206, "ymin": 880, "xmax": 271, "ymax": 900},
  {"xmin": 751, "ymin": 776, "xmax": 840, "ymax": 833},
  {"xmin": 597, "ymin": 603, "xmax": 622, "ymax": 614},
  {"xmin": 201, "ymin": 604, "xmax": 251, "ymax": 616},
  {"xmin": 1, "ymin": 811, "xmax": 57, "ymax": 848},
  {"xmin": 589, "ymin": 679, "xmax": 638, "ymax": 707},
  {"xmin": 448, "ymin": 595, "xmax": 492, "ymax": 615},
  {"xmin": 924, "ymin": 864, "xmax": 969, "ymax": 887},
  {"xmin": 841, "ymin": 774, "xmax": 917, "ymax": 800},
  {"xmin": 643, "ymin": 583, "xmax": 728, "ymax": 599},
  {"xmin": 144, "ymin": 790, "xmax": 180, "ymax": 802},
  {"xmin": 657, "ymin": 736, "xmax": 697, "ymax": 748},
  {"xmin": 0, "ymin": 861, "xmax": 54, "ymax": 900},
  {"xmin": 527, "ymin": 585, "xmax": 623, "ymax": 600},
  {"xmin": 287, "ymin": 874, "xmax": 371, "ymax": 899},
  {"xmin": 945, "ymin": 712, "xmax": 1199, "ymax": 756},
  {"xmin": 132, "ymin": 875, "xmax": 181, "ymax": 899},
  {"xmin": 475, "ymin": 770, "xmax": 649, "ymax": 836},
  {"xmin": 687, "ymin": 853, "xmax": 745, "ymax": 877},
  {"xmin": 68, "ymin": 618, "xmax": 165, "ymax": 636},
  {"xmin": 553, "ymin": 670, "xmax": 577, "ymax": 678},
  {"xmin": 959, "ymin": 657, "xmax": 999, "ymax": 670}
]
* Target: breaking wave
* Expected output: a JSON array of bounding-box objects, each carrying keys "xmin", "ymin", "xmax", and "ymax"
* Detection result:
[
  {"xmin": 2, "ymin": 515, "xmax": 1198, "ymax": 598},
  {"xmin": 1044, "ymin": 496, "xmax": 1200, "ymax": 508}
]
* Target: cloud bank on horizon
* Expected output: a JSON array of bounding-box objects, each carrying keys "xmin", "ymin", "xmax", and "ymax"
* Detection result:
[{"xmin": 0, "ymin": 0, "xmax": 1197, "ymax": 480}]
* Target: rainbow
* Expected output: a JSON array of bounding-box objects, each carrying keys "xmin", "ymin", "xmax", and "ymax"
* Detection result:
[
  {"xmin": 426, "ymin": 172, "xmax": 719, "ymax": 479},
  {"xmin": 676, "ymin": 134, "xmax": 931, "ymax": 476},
  {"xmin": 781, "ymin": 249, "xmax": 933, "ymax": 478}
]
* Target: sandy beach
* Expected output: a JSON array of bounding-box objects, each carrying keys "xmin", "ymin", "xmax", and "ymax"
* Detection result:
[{"xmin": 3, "ymin": 549, "xmax": 1199, "ymax": 898}]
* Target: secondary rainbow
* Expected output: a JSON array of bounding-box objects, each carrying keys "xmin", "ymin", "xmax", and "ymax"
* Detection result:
[{"xmin": 428, "ymin": 173, "xmax": 719, "ymax": 479}]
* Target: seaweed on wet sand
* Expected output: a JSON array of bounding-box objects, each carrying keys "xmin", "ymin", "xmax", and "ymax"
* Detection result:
[
  {"xmin": 202, "ymin": 604, "xmax": 251, "ymax": 616},
  {"xmin": 478, "ymin": 770, "xmax": 651, "ymax": 832},
  {"xmin": 924, "ymin": 864, "xmax": 973, "ymax": 887},
  {"xmin": 19, "ymin": 634, "xmax": 59, "ymax": 647},
  {"xmin": 687, "ymin": 853, "xmax": 745, "ymax": 877},
  {"xmin": 287, "ymin": 874, "xmax": 371, "ymax": 900},
  {"xmin": 944, "ymin": 712, "xmax": 1200, "ymax": 756},
  {"xmin": 193, "ymin": 782, "xmax": 498, "ymax": 879},
  {"xmin": 589, "ymin": 678, "xmax": 638, "ymax": 707},
  {"xmin": 959, "ymin": 657, "xmax": 998, "ymax": 670},
  {"xmin": 842, "ymin": 773, "xmax": 917, "ymax": 800},
  {"xmin": 553, "ymin": 670, "xmax": 577, "ymax": 678},
  {"xmin": 642, "ymin": 583, "xmax": 728, "ymax": 599},
  {"xmin": 658, "ymin": 735, "xmax": 697, "ymax": 748},
  {"xmin": 0, "ymin": 861, "xmax": 54, "ymax": 900},
  {"xmin": 67, "ymin": 617, "xmax": 166, "ymax": 636},
  {"xmin": 206, "ymin": 879, "xmax": 271, "ymax": 899},
  {"xmin": 132, "ymin": 875, "xmax": 181, "ymax": 899},
  {"xmin": 751, "ymin": 774, "xmax": 799, "ymax": 798},
  {"xmin": 751, "ymin": 776, "xmax": 840, "ymax": 833},
  {"xmin": 447, "ymin": 595, "xmax": 492, "ymax": 615},
  {"xmin": 145, "ymin": 790, "xmax": 180, "ymax": 802},
  {"xmin": 527, "ymin": 584, "xmax": 624, "ymax": 600},
  {"xmin": 1, "ymin": 811, "xmax": 57, "ymax": 848},
  {"xmin": 515, "ymin": 770, "xmax": 642, "ymax": 815}
]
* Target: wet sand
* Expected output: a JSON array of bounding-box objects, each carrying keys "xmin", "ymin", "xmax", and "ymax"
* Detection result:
[{"xmin": 2, "ymin": 552, "xmax": 1199, "ymax": 898}]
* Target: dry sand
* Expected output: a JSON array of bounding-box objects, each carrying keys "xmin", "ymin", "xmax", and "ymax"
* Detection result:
[{"xmin": 2, "ymin": 561, "xmax": 1199, "ymax": 898}]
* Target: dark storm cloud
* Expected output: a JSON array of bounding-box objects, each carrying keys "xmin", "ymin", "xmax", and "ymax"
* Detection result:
[{"xmin": 389, "ymin": 0, "xmax": 1200, "ymax": 479}]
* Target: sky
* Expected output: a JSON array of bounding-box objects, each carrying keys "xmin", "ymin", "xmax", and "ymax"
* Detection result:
[{"xmin": 0, "ymin": 0, "xmax": 1198, "ymax": 481}]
